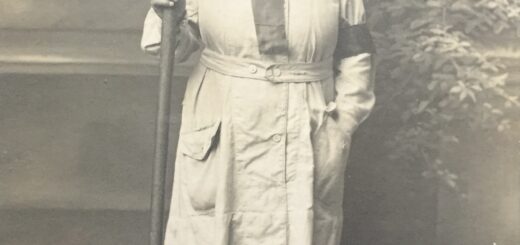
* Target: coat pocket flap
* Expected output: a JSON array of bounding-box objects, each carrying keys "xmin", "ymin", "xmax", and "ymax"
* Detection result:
[{"xmin": 179, "ymin": 121, "xmax": 221, "ymax": 161}]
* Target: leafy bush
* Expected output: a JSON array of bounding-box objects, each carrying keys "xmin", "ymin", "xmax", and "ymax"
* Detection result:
[{"xmin": 366, "ymin": 0, "xmax": 520, "ymax": 191}]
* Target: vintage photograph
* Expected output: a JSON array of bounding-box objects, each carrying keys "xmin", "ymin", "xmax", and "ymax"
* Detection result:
[{"xmin": 0, "ymin": 0, "xmax": 519, "ymax": 245}]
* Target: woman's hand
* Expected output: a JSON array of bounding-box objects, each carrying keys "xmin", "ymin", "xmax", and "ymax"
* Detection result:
[
  {"xmin": 151, "ymin": 0, "xmax": 177, "ymax": 17},
  {"xmin": 152, "ymin": 0, "xmax": 176, "ymax": 8}
]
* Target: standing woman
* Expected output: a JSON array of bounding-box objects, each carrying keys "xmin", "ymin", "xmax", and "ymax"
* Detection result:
[{"xmin": 141, "ymin": 0, "xmax": 375, "ymax": 244}]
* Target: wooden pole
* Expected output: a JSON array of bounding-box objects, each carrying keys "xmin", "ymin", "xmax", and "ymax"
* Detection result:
[{"xmin": 150, "ymin": 2, "xmax": 185, "ymax": 245}]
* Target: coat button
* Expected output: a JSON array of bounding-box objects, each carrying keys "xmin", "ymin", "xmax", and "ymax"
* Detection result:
[
  {"xmin": 248, "ymin": 65, "xmax": 258, "ymax": 74},
  {"xmin": 272, "ymin": 134, "xmax": 282, "ymax": 142},
  {"xmin": 273, "ymin": 68, "xmax": 282, "ymax": 77}
]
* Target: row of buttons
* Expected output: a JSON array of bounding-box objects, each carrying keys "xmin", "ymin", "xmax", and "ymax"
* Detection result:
[
  {"xmin": 248, "ymin": 65, "xmax": 283, "ymax": 77},
  {"xmin": 246, "ymin": 65, "xmax": 282, "ymax": 142}
]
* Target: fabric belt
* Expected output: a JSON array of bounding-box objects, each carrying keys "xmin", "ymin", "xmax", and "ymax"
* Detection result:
[{"xmin": 199, "ymin": 49, "xmax": 334, "ymax": 83}]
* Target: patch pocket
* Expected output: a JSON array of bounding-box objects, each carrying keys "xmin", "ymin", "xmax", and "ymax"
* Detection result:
[
  {"xmin": 180, "ymin": 121, "xmax": 221, "ymax": 161},
  {"xmin": 179, "ymin": 121, "xmax": 221, "ymax": 212},
  {"xmin": 312, "ymin": 101, "xmax": 352, "ymax": 208}
]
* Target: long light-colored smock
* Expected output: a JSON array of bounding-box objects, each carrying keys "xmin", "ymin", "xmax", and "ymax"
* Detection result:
[{"xmin": 141, "ymin": 0, "xmax": 375, "ymax": 244}]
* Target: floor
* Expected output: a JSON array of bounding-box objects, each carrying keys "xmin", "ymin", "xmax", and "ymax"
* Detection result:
[{"xmin": 0, "ymin": 209, "xmax": 149, "ymax": 245}]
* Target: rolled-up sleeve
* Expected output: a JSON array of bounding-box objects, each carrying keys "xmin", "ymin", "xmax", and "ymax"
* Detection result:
[
  {"xmin": 334, "ymin": 0, "xmax": 376, "ymax": 134},
  {"xmin": 140, "ymin": 0, "xmax": 201, "ymax": 62}
]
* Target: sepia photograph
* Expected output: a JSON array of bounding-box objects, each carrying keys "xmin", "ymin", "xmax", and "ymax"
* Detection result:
[{"xmin": 0, "ymin": 0, "xmax": 519, "ymax": 244}]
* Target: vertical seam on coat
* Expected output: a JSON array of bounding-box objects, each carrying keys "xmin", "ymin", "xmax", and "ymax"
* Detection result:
[{"xmin": 283, "ymin": 82, "xmax": 290, "ymax": 245}]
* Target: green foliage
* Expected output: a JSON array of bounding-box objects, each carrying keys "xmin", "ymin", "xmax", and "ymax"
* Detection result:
[{"xmin": 366, "ymin": 0, "xmax": 520, "ymax": 191}]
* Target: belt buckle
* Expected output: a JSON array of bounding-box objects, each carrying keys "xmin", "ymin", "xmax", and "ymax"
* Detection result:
[{"xmin": 265, "ymin": 65, "xmax": 282, "ymax": 81}]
